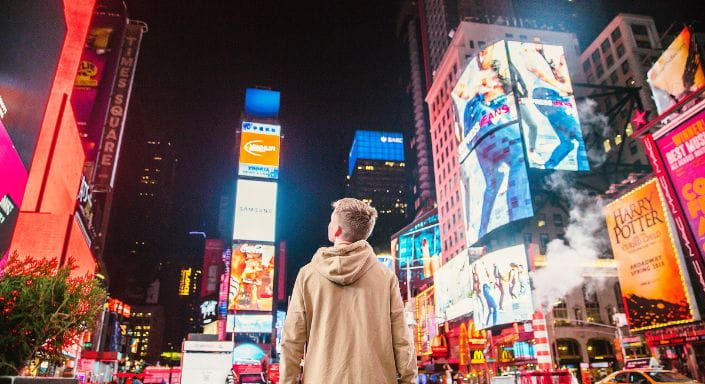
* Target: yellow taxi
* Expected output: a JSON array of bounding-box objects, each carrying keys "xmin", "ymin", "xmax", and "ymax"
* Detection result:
[{"xmin": 597, "ymin": 370, "xmax": 702, "ymax": 384}]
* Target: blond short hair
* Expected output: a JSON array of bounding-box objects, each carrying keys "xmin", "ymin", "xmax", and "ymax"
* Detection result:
[{"xmin": 332, "ymin": 198, "xmax": 378, "ymax": 242}]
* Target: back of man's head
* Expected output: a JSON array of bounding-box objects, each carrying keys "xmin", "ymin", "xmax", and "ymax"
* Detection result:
[{"xmin": 332, "ymin": 198, "xmax": 378, "ymax": 242}]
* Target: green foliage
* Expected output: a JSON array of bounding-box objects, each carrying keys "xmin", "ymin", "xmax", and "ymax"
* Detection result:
[{"xmin": 0, "ymin": 252, "xmax": 107, "ymax": 376}]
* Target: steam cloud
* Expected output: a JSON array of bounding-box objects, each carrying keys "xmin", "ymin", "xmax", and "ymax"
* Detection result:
[
  {"xmin": 531, "ymin": 173, "xmax": 610, "ymax": 310},
  {"xmin": 577, "ymin": 99, "xmax": 611, "ymax": 167}
]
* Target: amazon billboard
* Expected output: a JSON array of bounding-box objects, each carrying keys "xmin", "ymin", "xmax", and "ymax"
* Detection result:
[{"xmin": 238, "ymin": 121, "xmax": 281, "ymax": 180}]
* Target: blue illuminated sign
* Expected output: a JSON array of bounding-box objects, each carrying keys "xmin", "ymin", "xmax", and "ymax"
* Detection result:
[
  {"xmin": 348, "ymin": 130, "xmax": 404, "ymax": 176},
  {"xmin": 245, "ymin": 88, "xmax": 281, "ymax": 117}
]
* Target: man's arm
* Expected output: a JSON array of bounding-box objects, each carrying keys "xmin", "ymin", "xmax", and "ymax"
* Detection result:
[
  {"xmin": 390, "ymin": 277, "xmax": 418, "ymax": 384},
  {"xmin": 280, "ymin": 271, "xmax": 307, "ymax": 384}
]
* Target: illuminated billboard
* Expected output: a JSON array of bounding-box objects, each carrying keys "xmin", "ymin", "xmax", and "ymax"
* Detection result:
[
  {"xmin": 200, "ymin": 300, "xmax": 217, "ymax": 325},
  {"xmin": 228, "ymin": 243, "xmax": 275, "ymax": 312},
  {"xmin": 179, "ymin": 268, "xmax": 193, "ymax": 296},
  {"xmin": 392, "ymin": 212, "xmax": 441, "ymax": 295},
  {"xmin": 0, "ymin": 121, "xmax": 27, "ymax": 259},
  {"xmin": 648, "ymin": 27, "xmax": 705, "ymax": 115},
  {"xmin": 471, "ymin": 245, "xmax": 532, "ymax": 330},
  {"xmin": 604, "ymin": 179, "xmax": 700, "ymax": 331},
  {"xmin": 452, "ymin": 41, "xmax": 534, "ymax": 245},
  {"xmin": 655, "ymin": 105, "xmax": 705, "ymax": 261},
  {"xmin": 435, "ymin": 250, "xmax": 473, "ymax": 322},
  {"xmin": 233, "ymin": 314, "xmax": 273, "ymax": 333},
  {"xmin": 238, "ymin": 121, "xmax": 281, "ymax": 179},
  {"xmin": 348, "ymin": 130, "xmax": 404, "ymax": 176},
  {"xmin": 233, "ymin": 179, "xmax": 277, "ymax": 242},
  {"xmin": 414, "ymin": 286, "xmax": 437, "ymax": 356},
  {"xmin": 245, "ymin": 88, "xmax": 280, "ymax": 118},
  {"xmin": 507, "ymin": 41, "xmax": 589, "ymax": 171}
]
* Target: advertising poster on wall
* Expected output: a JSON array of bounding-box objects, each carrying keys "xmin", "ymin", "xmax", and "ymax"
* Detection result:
[
  {"xmin": 452, "ymin": 41, "xmax": 533, "ymax": 245},
  {"xmin": 648, "ymin": 27, "xmax": 705, "ymax": 115},
  {"xmin": 604, "ymin": 179, "xmax": 699, "ymax": 331},
  {"xmin": 655, "ymin": 107, "xmax": 705, "ymax": 264},
  {"xmin": 393, "ymin": 213, "xmax": 441, "ymax": 295},
  {"xmin": 414, "ymin": 286, "xmax": 437, "ymax": 356},
  {"xmin": 233, "ymin": 179, "xmax": 277, "ymax": 242},
  {"xmin": 507, "ymin": 41, "xmax": 589, "ymax": 171},
  {"xmin": 228, "ymin": 243, "xmax": 275, "ymax": 312},
  {"xmin": 471, "ymin": 245, "xmax": 532, "ymax": 329},
  {"xmin": 239, "ymin": 121, "xmax": 281, "ymax": 179},
  {"xmin": 435, "ymin": 250, "xmax": 473, "ymax": 322}
]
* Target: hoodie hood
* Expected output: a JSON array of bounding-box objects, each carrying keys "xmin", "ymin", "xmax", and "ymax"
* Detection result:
[{"xmin": 312, "ymin": 240, "xmax": 377, "ymax": 286}]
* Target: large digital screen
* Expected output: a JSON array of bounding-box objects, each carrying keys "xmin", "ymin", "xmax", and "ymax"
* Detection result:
[
  {"xmin": 435, "ymin": 250, "xmax": 473, "ymax": 322},
  {"xmin": 238, "ymin": 121, "xmax": 281, "ymax": 179},
  {"xmin": 348, "ymin": 130, "xmax": 404, "ymax": 176},
  {"xmin": 507, "ymin": 41, "xmax": 589, "ymax": 171},
  {"xmin": 233, "ymin": 179, "xmax": 277, "ymax": 242},
  {"xmin": 656, "ymin": 103, "xmax": 705, "ymax": 261},
  {"xmin": 0, "ymin": 121, "xmax": 28, "ymax": 260},
  {"xmin": 233, "ymin": 314, "xmax": 273, "ymax": 333},
  {"xmin": 228, "ymin": 243, "xmax": 275, "ymax": 312},
  {"xmin": 393, "ymin": 213, "xmax": 441, "ymax": 295},
  {"xmin": 245, "ymin": 88, "xmax": 280, "ymax": 118},
  {"xmin": 605, "ymin": 179, "xmax": 700, "ymax": 331},
  {"xmin": 648, "ymin": 27, "xmax": 705, "ymax": 115},
  {"xmin": 452, "ymin": 41, "xmax": 534, "ymax": 245},
  {"xmin": 471, "ymin": 245, "xmax": 532, "ymax": 330}
]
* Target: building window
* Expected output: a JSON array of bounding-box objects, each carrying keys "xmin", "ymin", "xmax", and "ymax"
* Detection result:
[
  {"xmin": 583, "ymin": 286, "xmax": 603, "ymax": 323},
  {"xmin": 611, "ymin": 27, "xmax": 622, "ymax": 42},
  {"xmin": 616, "ymin": 44, "xmax": 625, "ymax": 58},
  {"xmin": 537, "ymin": 214, "xmax": 547, "ymax": 227},
  {"xmin": 520, "ymin": 34, "xmax": 528, "ymax": 40},
  {"xmin": 582, "ymin": 60, "xmax": 591, "ymax": 73},
  {"xmin": 600, "ymin": 38, "xmax": 611, "ymax": 54},
  {"xmin": 591, "ymin": 50, "xmax": 601, "ymax": 64},
  {"xmin": 595, "ymin": 64, "xmax": 604, "ymax": 78},
  {"xmin": 505, "ymin": 33, "xmax": 514, "ymax": 38},
  {"xmin": 478, "ymin": 41, "xmax": 486, "ymax": 49},
  {"xmin": 540, "ymin": 233, "xmax": 550, "ymax": 255},
  {"xmin": 630, "ymin": 24, "xmax": 649, "ymax": 37},
  {"xmin": 605, "ymin": 54, "xmax": 614, "ymax": 68},
  {"xmin": 553, "ymin": 214, "xmax": 564, "ymax": 227},
  {"xmin": 630, "ymin": 143, "xmax": 639, "ymax": 155},
  {"xmin": 609, "ymin": 71, "xmax": 619, "ymax": 85},
  {"xmin": 615, "ymin": 134, "xmax": 623, "ymax": 145},
  {"xmin": 635, "ymin": 40, "xmax": 652, "ymax": 49},
  {"xmin": 574, "ymin": 307, "xmax": 583, "ymax": 322},
  {"xmin": 553, "ymin": 300, "xmax": 569, "ymax": 326},
  {"xmin": 621, "ymin": 60, "xmax": 630, "ymax": 75}
]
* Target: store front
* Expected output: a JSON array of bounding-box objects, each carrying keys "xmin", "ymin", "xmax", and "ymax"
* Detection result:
[
  {"xmin": 587, "ymin": 338, "xmax": 616, "ymax": 382},
  {"xmin": 646, "ymin": 323, "xmax": 705, "ymax": 381},
  {"xmin": 556, "ymin": 338, "xmax": 583, "ymax": 382},
  {"xmin": 492, "ymin": 323, "xmax": 537, "ymax": 375}
]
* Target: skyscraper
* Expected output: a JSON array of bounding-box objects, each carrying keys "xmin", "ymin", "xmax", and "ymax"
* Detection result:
[{"xmin": 346, "ymin": 130, "xmax": 409, "ymax": 252}]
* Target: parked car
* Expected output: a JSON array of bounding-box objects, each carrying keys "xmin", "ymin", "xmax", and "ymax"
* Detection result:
[{"xmin": 597, "ymin": 370, "xmax": 702, "ymax": 384}]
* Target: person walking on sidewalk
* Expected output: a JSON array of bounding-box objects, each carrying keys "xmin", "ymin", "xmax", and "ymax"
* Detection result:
[{"xmin": 280, "ymin": 198, "xmax": 418, "ymax": 384}]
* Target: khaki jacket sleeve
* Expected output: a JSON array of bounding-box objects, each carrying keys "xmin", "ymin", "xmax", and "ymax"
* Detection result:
[
  {"xmin": 280, "ymin": 270, "xmax": 307, "ymax": 384},
  {"xmin": 390, "ymin": 276, "xmax": 417, "ymax": 384}
]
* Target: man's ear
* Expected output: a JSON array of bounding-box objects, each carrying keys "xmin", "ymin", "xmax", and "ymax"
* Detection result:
[{"xmin": 335, "ymin": 225, "xmax": 343, "ymax": 238}]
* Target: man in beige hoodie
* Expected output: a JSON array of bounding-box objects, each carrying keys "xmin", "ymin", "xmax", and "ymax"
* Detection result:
[{"xmin": 280, "ymin": 198, "xmax": 418, "ymax": 384}]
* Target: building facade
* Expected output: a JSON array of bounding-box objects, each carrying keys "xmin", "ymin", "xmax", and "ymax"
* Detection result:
[
  {"xmin": 425, "ymin": 19, "xmax": 584, "ymax": 262},
  {"xmin": 579, "ymin": 14, "xmax": 662, "ymax": 167},
  {"xmin": 346, "ymin": 130, "xmax": 409, "ymax": 252}
]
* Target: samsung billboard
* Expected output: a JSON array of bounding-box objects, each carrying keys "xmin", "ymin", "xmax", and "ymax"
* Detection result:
[{"xmin": 233, "ymin": 179, "xmax": 277, "ymax": 242}]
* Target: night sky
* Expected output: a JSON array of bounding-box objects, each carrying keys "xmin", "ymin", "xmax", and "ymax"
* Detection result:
[{"xmin": 116, "ymin": 0, "xmax": 703, "ymax": 294}]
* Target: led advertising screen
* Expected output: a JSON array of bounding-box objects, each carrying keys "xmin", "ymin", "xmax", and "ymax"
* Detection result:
[
  {"xmin": 452, "ymin": 41, "xmax": 533, "ymax": 245},
  {"xmin": 233, "ymin": 179, "xmax": 277, "ymax": 242},
  {"xmin": 200, "ymin": 300, "xmax": 218, "ymax": 325},
  {"xmin": 471, "ymin": 245, "xmax": 533, "ymax": 330},
  {"xmin": 233, "ymin": 314, "xmax": 273, "ymax": 333},
  {"xmin": 393, "ymin": 213, "xmax": 441, "ymax": 294},
  {"xmin": 245, "ymin": 88, "xmax": 280, "ymax": 118},
  {"xmin": 228, "ymin": 243, "xmax": 275, "ymax": 312},
  {"xmin": 648, "ymin": 27, "xmax": 705, "ymax": 115},
  {"xmin": 435, "ymin": 250, "xmax": 473, "ymax": 322},
  {"xmin": 414, "ymin": 286, "xmax": 437, "ymax": 356},
  {"xmin": 348, "ymin": 130, "xmax": 404, "ymax": 176},
  {"xmin": 655, "ymin": 107, "xmax": 705, "ymax": 261},
  {"xmin": 605, "ymin": 179, "xmax": 699, "ymax": 331},
  {"xmin": 0, "ymin": 121, "xmax": 28, "ymax": 260},
  {"xmin": 507, "ymin": 41, "xmax": 589, "ymax": 171},
  {"xmin": 238, "ymin": 121, "xmax": 281, "ymax": 179}
]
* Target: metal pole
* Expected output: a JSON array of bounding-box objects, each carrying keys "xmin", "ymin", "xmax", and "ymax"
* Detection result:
[{"xmin": 616, "ymin": 326, "xmax": 627, "ymax": 364}]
